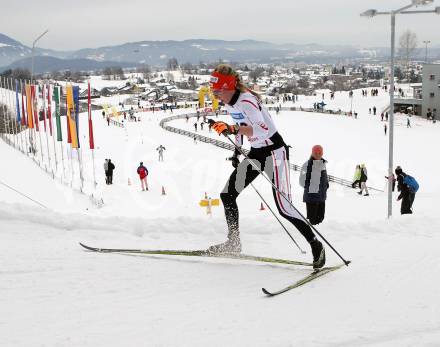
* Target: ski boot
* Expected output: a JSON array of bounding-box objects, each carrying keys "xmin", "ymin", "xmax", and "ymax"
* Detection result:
[
  {"xmin": 310, "ymin": 239, "xmax": 325, "ymax": 269},
  {"xmin": 208, "ymin": 231, "xmax": 241, "ymax": 254}
]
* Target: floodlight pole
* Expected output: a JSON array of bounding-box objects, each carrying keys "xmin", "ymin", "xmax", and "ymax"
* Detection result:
[
  {"xmin": 423, "ymin": 40, "xmax": 431, "ymax": 62},
  {"xmin": 31, "ymin": 30, "xmax": 48, "ymax": 83},
  {"xmin": 361, "ymin": 1, "xmax": 439, "ymax": 218},
  {"xmin": 388, "ymin": 13, "xmax": 396, "ymax": 219}
]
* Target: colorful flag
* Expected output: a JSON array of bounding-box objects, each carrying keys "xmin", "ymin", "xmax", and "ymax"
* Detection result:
[
  {"xmin": 42, "ymin": 84, "xmax": 47, "ymax": 132},
  {"xmin": 66, "ymin": 86, "xmax": 71, "ymax": 144},
  {"xmin": 31, "ymin": 85, "xmax": 40, "ymax": 131},
  {"xmin": 47, "ymin": 84, "xmax": 53, "ymax": 136},
  {"xmin": 53, "ymin": 86, "xmax": 62, "ymax": 141},
  {"xmin": 88, "ymin": 81, "xmax": 95, "ymax": 149},
  {"xmin": 21, "ymin": 83, "xmax": 26, "ymax": 126},
  {"xmin": 26, "ymin": 84, "xmax": 34, "ymax": 129},
  {"xmin": 66, "ymin": 85, "xmax": 78, "ymax": 148},
  {"xmin": 73, "ymin": 86, "xmax": 80, "ymax": 148},
  {"xmin": 15, "ymin": 80, "xmax": 21, "ymax": 123}
]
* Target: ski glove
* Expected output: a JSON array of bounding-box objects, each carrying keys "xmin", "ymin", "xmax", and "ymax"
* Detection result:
[
  {"xmin": 212, "ymin": 121, "xmax": 239, "ymax": 136},
  {"xmin": 228, "ymin": 148, "xmax": 241, "ymax": 168}
]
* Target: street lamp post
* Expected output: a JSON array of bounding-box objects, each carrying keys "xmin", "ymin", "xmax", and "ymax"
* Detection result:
[
  {"xmin": 361, "ymin": 0, "xmax": 440, "ymax": 218},
  {"xmin": 31, "ymin": 29, "xmax": 49, "ymax": 83},
  {"xmin": 423, "ymin": 40, "xmax": 431, "ymax": 62}
]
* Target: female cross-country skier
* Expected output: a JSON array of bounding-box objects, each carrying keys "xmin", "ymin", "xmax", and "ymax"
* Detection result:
[{"xmin": 208, "ymin": 64, "xmax": 325, "ymax": 269}]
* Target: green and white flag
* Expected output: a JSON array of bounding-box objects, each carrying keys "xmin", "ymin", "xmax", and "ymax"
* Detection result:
[{"xmin": 53, "ymin": 86, "xmax": 62, "ymax": 142}]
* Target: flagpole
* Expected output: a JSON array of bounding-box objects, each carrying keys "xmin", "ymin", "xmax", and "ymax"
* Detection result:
[
  {"xmin": 0, "ymin": 77, "xmax": 7, "ymax": 143},
  {"xmin": 11, "ymin": 78, "xmax": 20, "ymax": 150},
  {"xmin": 33, "ymin": 84, "xmax": 45, "ymax": 167},
  {"xmin": 66, "ymin": 82, "xmax": 74, "ymax": 187},
  {"xmin": 14, "ymin": 78, "xmax": 24, "ymax": 153},
  {"xmin": 42, "ymin": 81, "xmax": 51, "ymax": 172},
  {"xmin": 27, "ymin": 80, "xmax": 36, "ymax": 158},
  {"xmin": 70, "ymin": 146, "xmax": 74, "ymax": 187},
  {"xmin": 1, "ymin": 77, "xmax": 8, "ymax": 143},
  {"xmin": 15, "ymin": 79, "xmax": 25, "ymax": 153},
  {"xmin": 70, "ymin": 84, "xmax": 84, "ymax": 192},
  {"xmin": 25, "ymin": 80, "xmax": 31, "ymax": 155},
  {"xmin": 20, "ymin": 79, "xmax": 29, "ymax": 155},
  {"xmin": 0, "ymin": 77, "xmax": 10, "ymax": 144},
  {"xmin": 6, "ymin": 78, "xmax": 18, "ymax": 149},
  {"xmin": 47, "ymin": 83, "xmax": 58, "ymax": 175},
  {"xmin": 3, "ymin": 78, "xmax": 12, "ymax": 146},
  {"xmin": 27, "ymin": 80, "xmax": 36, "ymax": 159},
  {"xmin": 60, "ymin": 137, "xmax": 66, "ymax": 182},
  {"xmin": 78, "ymin": 148, "xmax": 85, "ymax": 192},
  {"xmin": 57, "ymin": 86, "xmax": 66, "ymax": 182},
  {"xmin": 88, "ymin": 81, "xmax": 97, "ymax": 189}
]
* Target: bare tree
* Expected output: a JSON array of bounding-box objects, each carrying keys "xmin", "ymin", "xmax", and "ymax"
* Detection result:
[
  {"xmin": 1, "ymin": 68, "xmax": 32, "ymax": 80},
  {"xmin": 102, "ymin": 67, "xmax": 112, "ymax": 80},
  {"xmin": 249, "ymin": 67, "xmax": 265, "ymax": 83},
  {"xmin": 136, "ymin": 64, "xmax": 151, "ymax": 80},
  {"xmin": 398, "ymin": 30, "xmax": 418, "ymax": 82},
  {"xmin": 167, "ymin": 58, "xmax": 179, "ymax": 71}
]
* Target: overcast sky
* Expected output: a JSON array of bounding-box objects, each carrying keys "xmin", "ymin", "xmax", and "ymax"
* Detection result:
[{"xmin": 2, "ymin": 0, "xmax": 440, "ymax": 50}]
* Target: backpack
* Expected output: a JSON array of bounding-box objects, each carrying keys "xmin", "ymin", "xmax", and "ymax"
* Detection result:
[{"xmin": 403, "ymin": 175, "xmax": 419, "ymax": 193}]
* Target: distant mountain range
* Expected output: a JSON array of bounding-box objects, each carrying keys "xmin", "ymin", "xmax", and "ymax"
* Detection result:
[{"xmin": 1, "ymin": 33, "xmax": 439, "ymax": 74}]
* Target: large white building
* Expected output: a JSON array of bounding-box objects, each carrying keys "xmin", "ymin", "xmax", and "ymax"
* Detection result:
[
  {"xmin": 395, "ymin": 63, "xmax": 440, "ymax": 118},
  {"xmin": 422, "ymin": 64, "xmax": 440, "ymax": 118}
]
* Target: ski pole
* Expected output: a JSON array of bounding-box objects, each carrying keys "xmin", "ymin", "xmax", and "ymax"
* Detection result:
[
  {"xmin": 251, "ymin": 182, "xmax": 307, "ymax": 254},
  {"xmin": 211, "ymin": 121, "xmax": 350, "ymax": 266},
  {"xmin": 225, "ymin": 157, "xmax": 306, "ymax": 254}
]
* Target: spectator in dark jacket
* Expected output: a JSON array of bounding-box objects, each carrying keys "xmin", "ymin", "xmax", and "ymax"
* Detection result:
[
  {"xmin": 299, "ymin": 145, "xmax": 329, "ymax": 225},
  {"xmin": 104, "ymin": 159, "xmax": 109, "ymax": 184},
  {"xmin": 395, "ymin": 166, "xmax": 416, "ymax": 214},
  {"xmin": 107, "ymin": 159, "xmax": 115, "ymax": 185}
]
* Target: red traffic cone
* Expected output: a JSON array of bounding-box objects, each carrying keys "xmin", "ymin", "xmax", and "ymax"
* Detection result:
[
  {"xmin": 259, "ymin": 202, "xmax": 265, "ymax": 211},
  {"xmin": 162, "ymin": 186, "xmax": 166, "ymax": 195}
]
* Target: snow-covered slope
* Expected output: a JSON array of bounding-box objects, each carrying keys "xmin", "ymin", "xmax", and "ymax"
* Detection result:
[{"xmin": 1, "ymin": 87, "xmax": 439, "ymax": 346}]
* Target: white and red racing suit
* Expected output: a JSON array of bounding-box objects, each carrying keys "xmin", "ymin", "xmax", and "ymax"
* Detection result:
[{"xmin": 221, "ymin": 90, "xmax": 315, "ymax": 243}]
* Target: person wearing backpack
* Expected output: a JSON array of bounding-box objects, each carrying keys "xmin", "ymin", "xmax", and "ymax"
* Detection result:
[
  {"xmin": 395, "ymin": 166, "xmax": 418, "ymax": 214},
  {"xmin": 357, "ymin": 164, "xmax": 369, "ymax": 196},
  {"xmin": 137, "ymin": 162, "xmax": 149, "ymax": 191},
  {"xmin": 352, "ymin": 165, "xmax": 361, "ymax": 189}
]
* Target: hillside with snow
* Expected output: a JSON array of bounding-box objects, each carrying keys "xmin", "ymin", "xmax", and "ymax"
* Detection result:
[{"xmin": 1, "ymin": 87, "xmax": 439, "ymax": 346}]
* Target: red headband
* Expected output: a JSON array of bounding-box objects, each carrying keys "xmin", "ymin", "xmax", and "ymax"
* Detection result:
[{"xmin": 210, "ymin": 71, "xmax": 237, "ymax": 91}]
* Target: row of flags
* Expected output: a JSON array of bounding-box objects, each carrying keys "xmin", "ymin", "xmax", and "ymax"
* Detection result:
[{"xmin": 12, "ymin": 80, "xmax": 95, "ymax": 150}]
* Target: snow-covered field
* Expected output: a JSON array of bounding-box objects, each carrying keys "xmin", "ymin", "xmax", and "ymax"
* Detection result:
[{"xmin": 1, "ymin": 88, "xmax": 440, "ymax": 346}]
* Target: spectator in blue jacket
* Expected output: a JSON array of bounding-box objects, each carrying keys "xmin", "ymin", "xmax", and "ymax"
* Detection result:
[{"xmin": 299, "ymin": 145, "xmax": 329, "ymax": 225}]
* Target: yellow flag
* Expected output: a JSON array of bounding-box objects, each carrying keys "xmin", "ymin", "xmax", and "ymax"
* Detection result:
[
  {"xmin": 25, "ymin": 84, "xmax": 33, "ymax": 128},
  {"xmin": 67, "ymin": 85, "xmax": 79, "ymax": 148}
]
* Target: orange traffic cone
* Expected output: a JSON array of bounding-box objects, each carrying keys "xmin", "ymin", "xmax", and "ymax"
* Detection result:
[
  {"xmin": 162, "ymin": 186, "xmax": 166, "ymax": 195},
  {"xmin": 259, "ymin": 202, "xmax": 265, "ymax": 211}
]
